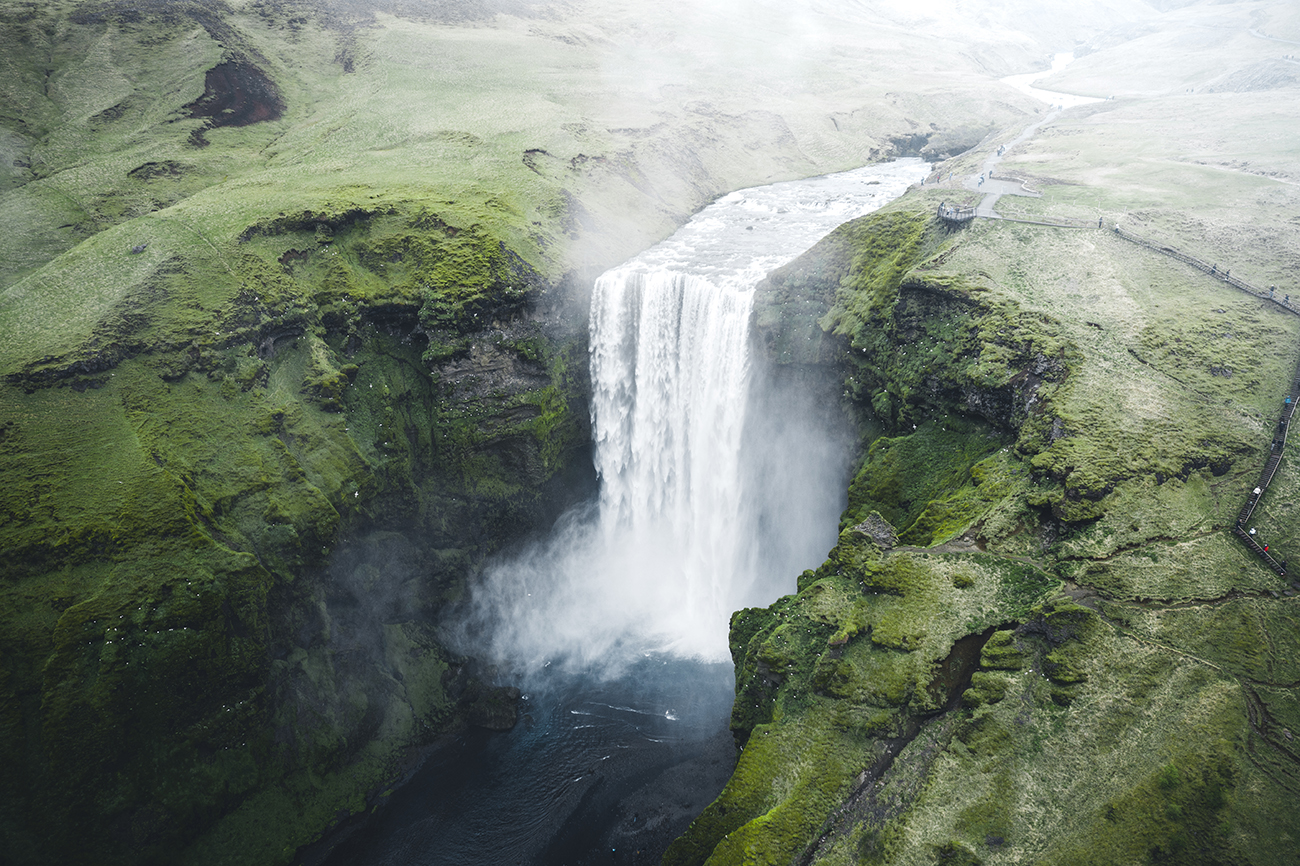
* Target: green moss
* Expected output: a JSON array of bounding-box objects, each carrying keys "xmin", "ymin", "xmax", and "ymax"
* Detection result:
[
  {"xmin": 979, "ymin": 630, "xmax": 1027, "ymax": 670},
  {"xmin": 682, "ymin": 524, "xmax": 1074, "ymax": 864},
  {"xmin": 0, "ymin": 191, "xmax": 591, "ymax": 863},
  {"xmin": 820, "ymin": 210, "xmax": 934, "ymax": 334},
  {"xmin": 798, "ymin": 206, "xmax": 1268, "ymax": 547},
  {"xmin": 842, "ymin": 421, "xmax": 1003, "ymax": 539},
  {"xmin": 1039, "ymin": 736, "xmax": 1238, "ymax": 866},
  {"xmin": 665, "ymin": 715, "xmax": 887, "ymax": 866},
  {"xmin": 963, "ymin": 672, "xmax": 1009, "ymax": 707},
  {"xmin": 933, "ymin": 840, "xmax": 984, "ymax": 865},
  {"xmin": 993, "ymin": 561, "xmax": 1061, "ymax": 621}
]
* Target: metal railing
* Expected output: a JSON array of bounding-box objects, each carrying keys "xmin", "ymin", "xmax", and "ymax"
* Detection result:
[
  {"xmin": 936, "ymin": 203, "xmax": 975, "ymax": 223},
  {"xmin": 1111, "ymin": 224, "xmax": 1295, "ymax": 315}
]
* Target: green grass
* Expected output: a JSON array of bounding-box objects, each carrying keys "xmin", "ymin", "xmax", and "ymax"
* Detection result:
[
  {"xmin": 677, "ymin": 33, "xmax": 1300, "ymax": 853},
  {"xmin": 841, "ymin": 420, "xmax": 1009, "ymax": 545},
  {"xmin": 0, "ymin": 0, "xmax": 1044, "ymax": 359},
  {"xmin": 671, "ymin": 524, "xmax": 1064, "ymax": 865},
  {"xmin": 4, "ymin": 1, "xmax": 1300, "ymax": 863}
]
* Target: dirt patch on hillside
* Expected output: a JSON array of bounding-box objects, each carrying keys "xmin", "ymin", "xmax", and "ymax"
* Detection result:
[{"xmin": 185, "ymin": 58, "xmax": 284, "ymax": 129}]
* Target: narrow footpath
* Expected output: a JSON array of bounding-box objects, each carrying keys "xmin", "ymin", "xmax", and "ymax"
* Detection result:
[
  {"xmin": 928, "ymin": 73, "xmax": 1297, "ymax": 582},
  {"xmin": 967, "ymin": 108, "xmax": 1059, "ymax": 218}
]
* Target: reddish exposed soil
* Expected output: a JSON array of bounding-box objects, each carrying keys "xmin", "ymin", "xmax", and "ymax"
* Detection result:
[{"xmin": 185, "ymin": 59, "xmax": 284, "ymax": 128}]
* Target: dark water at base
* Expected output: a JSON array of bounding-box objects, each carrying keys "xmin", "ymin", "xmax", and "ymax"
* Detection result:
[{"xmin": 322, "ymin": 659, "xmax": 737, "ymax": 866}]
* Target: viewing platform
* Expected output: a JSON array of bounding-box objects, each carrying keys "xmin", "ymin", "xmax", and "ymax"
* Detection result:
[{"xmin": 936, "ymin": 203, "xmax": 975, "ymax": 225}]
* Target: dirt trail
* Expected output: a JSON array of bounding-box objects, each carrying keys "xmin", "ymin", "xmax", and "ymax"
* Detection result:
[{"xmin": 966, "ymin": 108, "xmax": 1059, "ymax": 217}]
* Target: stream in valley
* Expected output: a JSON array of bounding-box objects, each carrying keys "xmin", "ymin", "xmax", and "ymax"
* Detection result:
[{"xmin": 324, "ymin": 158, "xmax": 929, "ymax": 865}]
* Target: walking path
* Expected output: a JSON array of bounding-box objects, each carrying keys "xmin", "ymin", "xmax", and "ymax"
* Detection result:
[
  {"xmin": 930, "ymin": 84, "xmax": 1297, "ymax": 580},
  {"xmin": 1109, "ymin": 225, "xmax": 1295, "ymax": 314},
  {"xmin": 1233, "ymin": 376, "xmax": 1297, "ymax": 578},
  {"xmin": 1249, "ymin": 28, "xmax": 1300, "ymax": 48},
  {"xmin": 967, "ymin": 108, "xmax": 1059, "ymax": 218}
]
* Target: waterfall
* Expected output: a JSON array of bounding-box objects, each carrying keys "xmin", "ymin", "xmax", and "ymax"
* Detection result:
[
  {"xmin": 458, "ymin": 159, "xmax": 930, "ymax": 674},
  {"xmin": 589, "ymin": 267, "xmax": 759, "ymax": 656}
]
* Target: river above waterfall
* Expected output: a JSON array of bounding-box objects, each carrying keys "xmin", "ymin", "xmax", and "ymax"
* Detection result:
[
  {"xmin": 1001, "ymin": 52, "xmax": 1106, "ymax": 108},
  {"xmin": 327, "ymin": 157, "xmax": 928, "ymax": 865},
  {"xmin": 613, "ymin": 157, "xmax": 931, "ymax": 282}
]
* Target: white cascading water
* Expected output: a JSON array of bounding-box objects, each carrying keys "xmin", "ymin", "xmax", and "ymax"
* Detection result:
[
  {"xmin": 589, "ymin": 268, "xmax": 758, "ymax": 650},
  {"xmin": 462, "ymin": 158, "xmax": 929, "ymax": 673}
]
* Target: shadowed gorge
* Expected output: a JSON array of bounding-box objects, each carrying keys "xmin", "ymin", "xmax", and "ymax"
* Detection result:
[{"xmin": 2, "ymin": 0, "xmax": 1300, "ymax": 864}]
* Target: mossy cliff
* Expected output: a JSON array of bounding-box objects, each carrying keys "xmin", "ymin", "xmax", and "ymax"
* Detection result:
[
  {"xmin": 0, "ymin": 194, "xmax": 595, "ymax": 865},
  {"xmin": 0, "ymin": 10, "xmax": 601, "ymax": 855},
  {"xmin": 668, "ymin": 206, "xmax": 1300, "ymax": 865},
  {"xmin": 0, "ymin": 0, "xmax": 1043, "ymax": 859}
]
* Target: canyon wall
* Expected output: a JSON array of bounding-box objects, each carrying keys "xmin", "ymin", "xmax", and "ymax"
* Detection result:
[{"xmin": 667, "ymin": 206, "xmax": 1300, "ymax": 866}]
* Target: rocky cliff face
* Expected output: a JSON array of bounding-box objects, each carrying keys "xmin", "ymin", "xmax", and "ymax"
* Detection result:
[
  {"xmin": 7, "ymin": 1, "xmax": 1034, "ymax": 858},
  {"xmin": 0, "ymin": 198, "xmax": 596, "ymax": 864},
  {"xmin": 667, "ymin": 206, "xmax": 1300, "ymax": 866}
]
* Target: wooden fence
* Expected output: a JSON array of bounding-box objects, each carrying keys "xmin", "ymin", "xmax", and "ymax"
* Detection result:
[{"xmin": 1234, "ymin": 372, "xmax": 1300, "ymax": 578}]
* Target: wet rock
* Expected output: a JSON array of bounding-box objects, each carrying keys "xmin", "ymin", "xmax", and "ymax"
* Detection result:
[
  {"xmin": 464, "ymin": 684, "xmax": 522, "ymax": 730},
  {"xmin": 853, "ymin": 511, "xmax": 899, "ymax": 549}
]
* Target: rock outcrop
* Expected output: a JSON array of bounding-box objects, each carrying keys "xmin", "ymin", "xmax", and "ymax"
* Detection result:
[
  {"xmin": 668, "ymin": 205, "xmax": 1300, "ymax": 866},
  {"xmin": 0, "ymin": 198, "xmax": 596, "ymax": 865}
]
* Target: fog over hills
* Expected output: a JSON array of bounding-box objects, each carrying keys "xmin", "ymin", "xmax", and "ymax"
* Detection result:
[{"xmin": 1, "ymin": 1, "xmax": 1298, "ymax": 864}]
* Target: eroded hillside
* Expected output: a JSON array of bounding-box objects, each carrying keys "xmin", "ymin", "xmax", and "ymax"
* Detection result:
[{"xmin": 670, "ymin": 201, "xmax": 1300, "ymax": 864}]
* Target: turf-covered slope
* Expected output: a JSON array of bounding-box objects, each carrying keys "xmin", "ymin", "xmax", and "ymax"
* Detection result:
[
  {"xmin": 0, "ymin": 0, "xmax": 1067, "ymax": 301},
  {"xmin": 0, "ymin": 202, "xmax": 599, "ymax": 865},
  {"xmin": 0, "ymin": 0, "xmax": 1069, "ymax": 860},
  {"xmin": 667, "ymin": 206, "xmax": 1300, "ymax": 865}
]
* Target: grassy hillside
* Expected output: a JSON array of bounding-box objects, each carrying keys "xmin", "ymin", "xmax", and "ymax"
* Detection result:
[
  {"xmin": 0, "ymin": 0, "xmax": 1131, "ymax": 862},
  {"xmin": 668, "ymin": 2, "xmax": 1300, "ymax": 862}
]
